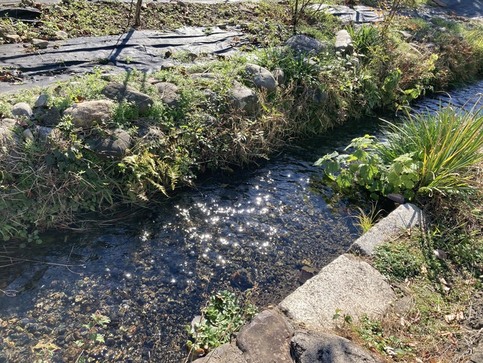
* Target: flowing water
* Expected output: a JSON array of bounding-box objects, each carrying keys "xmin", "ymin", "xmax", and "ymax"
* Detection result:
[{"xmin": 0, "ymin": 81, "xmax": 482, "ymax": 362}]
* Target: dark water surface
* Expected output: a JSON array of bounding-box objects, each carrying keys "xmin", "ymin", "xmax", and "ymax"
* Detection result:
[{"xmin": 0, "ymin": 81, "xmax": 482, "ymax": 362}]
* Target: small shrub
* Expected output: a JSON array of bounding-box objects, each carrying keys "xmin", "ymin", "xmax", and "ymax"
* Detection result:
[{"xmin": 187, "ymin": 290, "xmax": 257, "ymax": 356}]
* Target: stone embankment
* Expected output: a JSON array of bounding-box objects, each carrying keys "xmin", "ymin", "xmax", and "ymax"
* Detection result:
[{"xmin": 194, "ymin": 204, "xmax": 424, "ymax": 363}]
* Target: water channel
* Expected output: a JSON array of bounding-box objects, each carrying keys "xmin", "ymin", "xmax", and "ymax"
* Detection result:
[{"xmin": 0, "ymin": 81, "xmax": 482, "ymax": 362}]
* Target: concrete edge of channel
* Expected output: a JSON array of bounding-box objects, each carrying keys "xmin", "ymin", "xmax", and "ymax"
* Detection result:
[{"xmin": 193, "ymin": 203, "xmax": 424, "ymax": 363}]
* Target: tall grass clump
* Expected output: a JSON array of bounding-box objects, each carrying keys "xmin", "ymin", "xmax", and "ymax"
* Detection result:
[
  {"xmin": 316, "ymin": 106, "xmax": 483, "ymax": 201},
  {"xmin": 379, "ymin": 107, "xmax": 483, "ymax": 196}
]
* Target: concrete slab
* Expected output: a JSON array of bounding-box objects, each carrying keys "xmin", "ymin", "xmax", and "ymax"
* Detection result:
[
  {"xmin": 349, "ymin": 203, "xmax": 424, "ymax": 256},
  {"xmin": 279, "ymin": 254, "xmax": 395, "ymax": 331}
]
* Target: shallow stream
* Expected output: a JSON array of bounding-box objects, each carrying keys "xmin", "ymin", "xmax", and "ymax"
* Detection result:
[{"xmin": 0, "ymin": 81, "xmax": 482, "ymax": 362}]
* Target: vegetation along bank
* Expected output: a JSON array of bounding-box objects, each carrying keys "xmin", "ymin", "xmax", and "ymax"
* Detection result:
[{"xmin": 0, "ymin": 0, "xmax": 482, "ymax": 243}]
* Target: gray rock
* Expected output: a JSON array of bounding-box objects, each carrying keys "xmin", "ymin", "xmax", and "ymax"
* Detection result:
[
  {"xmin": 12, "ymin": 102, "xmax": 32, "ymax": 118},
  {"xmin": 23, "ymin": 128, "xmax": 34, "ymax": 141},
  {"xmin": 102, "ymin": 82, "xmax": 154, "ymax": 114},
  {"xmin": 286, "ymin": 35, "xmax": 328, "ymax": 54},
  {"xmin": 54, "ymin": 30, "xmax": 68, "ymax": 40},
  {"xmin": 5, "ymin": 34, "xmax": 21, "ymax": 42},
  {"xmin": 272, "ymin": 68, "xmax": 285, "ymax": 86},
  {"xmin": 63, "ymin": 100, "xmax": 114, "ymax": 128},
  {"xmin": 245, "ymin": 64, "xmax": 277, "ymax": 91},
  {"xmin": 229, "ymin": 83, "xmax": 260, "ymax": 115},
  {"xmin": 298, "ymin": 266, "xmax": 318, "ymax": 285},
  {"xmin": 279, "ymin": 254, "xmax": 395, "ymax": 330},
  {"xmin": 33, "ymin": 107, "xmax": 62, "ymax": 126},
  {"xmin": 32, "ymin": 38, "xmax": 49, "ymax": 49},
  {"xmin": 349, "ymin": 203, "xmax": 424, "ymax": 256},
  {"xmin": 34, "ymin": 94, "xmax": 50, "ymax": 109},
  {"xmin": 35, "ymin": 126, "xmax": 54, "ymax": 141},
  {"xmin": 466, "ymin": 291, "xmax": 483, "ymax": 329},
  {"xmin": 194, "ymin": 343, "xmax": 246, "ymax": 363},
  {"xmin": 469, "ymin": 348, "xmax": 483, "ymax": 363},
  {"xmin": 91, "ymin": 128, "xmax": 131, "ymax": 157},
  {"xmin": 156, "ymin": 82, "xmax": 180, "ymax": 107},
  {"xmin": 0, "ymin": 118, "xmax": 18, "ymax": 147},
  {"xmin": 137, "ymin": 125, "xmax": 165, "ymax": 142},
  {"xmin": 237, "ymin": 309, "xmax": 293, "ymax": 363},
  {"xmin": 335, "ymin": 30, "xmax": 353, "ymax": 54},
  {"xmin": 190, "ymin": 73, "xmax": 217, "ymax": 80},
  {"xmin": 291, "ymin": 331, "xmax": 382, "ymax": 363}
]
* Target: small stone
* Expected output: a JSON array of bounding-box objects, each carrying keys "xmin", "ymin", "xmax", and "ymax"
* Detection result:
[
  {"xmin": 433, "ymin": 249, "xmax": 447, "ymax": 260},
  {"xmin": 291, "ymin": 331, "xmax": 383, "ymax": 363},
  {"xmin": 335, "ymin": 30, "xmax": 353, "ymax": 54},
  {"xmin": 90, "ymin": 128, "xmax": 131, "ymax": 157},
  {"xmin": 230, "ymin": 269, "xmax": 254, "ymax": 290},
  {"xmin": 102, "ymin": 82, "xmax": 154, "ymax": 114},
  {"xmin": 23, "ymin": 128, "xmax": 34, "ymax": 141},
  {"xmin": 286, "ymin": 35, "xmax": 328, "ymax": 55},
  {"xmin": 33, "ymin": 106, "xmax": 62, "ymax": 126},
  {"xmin": 156, "ymin": 82, "xmax": 180, "ymax": 107},
  {"xmin": 272, "ymin": 68, "xmax": 285, "ymax": 86},
  {"xmin": 245, "ymin": 64, "xmax": 277, "ymax": 91},
  {"xmin": 229, "ymin": 82, "xmax": 260, "ymax": 115},
  {"xmin": 31, "ymin": 38, "xmax": 49, "ymax": 49},
  {"xmin": 190, "ymin": 73, "xmax": 217, "ymax": 80},
  {"xmin": 0, "ymin": 118, "xmax": 18, "ymax": 147},
  {"xmin": 63, "ymin": 100, "xmax": 114, "ymax": 128},
  {"xmin": 5, "ymin": 34, "xmax": 21, "ymax": 42},
  {"xmin": 298, "ymin": 266, "xmax": 318, "ymax": 285},
  {"xmin": 35, "ymin": 126, "xmax": 54, "ymax": 141},
  {"xmin": 54, "ymin": 30, "xmax": 68, "ymax": 40},
  {"xmin": 12, "ymin": 102, "xmax": 32, "ymax": 118},
  {"xmin": 194, "ymin": 343, "xmax": 246, "ymax": 363},
  {"xmin": 34, "ymin": 94, "xmax": 49, "ymax": 108}
]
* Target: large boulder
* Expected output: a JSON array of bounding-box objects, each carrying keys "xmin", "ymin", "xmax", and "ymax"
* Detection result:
[
  {"xmin": 12, "ymin": 102, "xmax": 32, "ymax": 118},
  {"xmin": 236, "ymin": 309, "xmax": 293, "ymax": 363},
  {"xmin": 156, "ymin": 82, "xmax": 180, "ymax": 107},
  {"xmin": 335, "ymin": 30, "xmax": 353, "ymax": 54},
  {"xmin": 229, "ymin": 83, "xmax": 260, "ymax": 115},
  {"xmin": 63, "ymin": 100, "xmax": 115, "ymax": 128},
  {"xmin": 286, "ymin": 35, "xmax": 329, "ymax": 55},
  {"xmin": 102, "ymin": 82, "xmax": 154, "ymax": 114},
  {"xmin": 291, "ymin": 331, "xmax": 383, "ymax": 363},
  {"xmin": 245, "ymin": 64, "xmax": 277, "ymax": 91}
]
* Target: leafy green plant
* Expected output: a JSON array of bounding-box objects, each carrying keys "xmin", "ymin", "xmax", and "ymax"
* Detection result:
[
  {"xmin": 379, "ymin": 107, "xmax": 483, "ymax": 196},
  {"xmin": 354, "ymin": 204, "xmax": 382, "ymax": 233},
  {"xmin": 315, "ymin": 106, "xmax": 483, "ymax": 200},
  {"xmin": 187, "ymin": 290, "xmax": 257, "ymax": 356},
  {"xmin": 357, "ymin": 315, "xmax": 413, "ymax": 358},
  {"xmin": 373, "ymin": 240, "xmax": 424, "ymax": 281},
  {"xmin": 78, "ymin": 312, "xmax": 111, "ymax": 346}
]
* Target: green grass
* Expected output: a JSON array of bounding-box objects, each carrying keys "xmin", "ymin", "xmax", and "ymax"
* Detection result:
[{"xmin": 379, "ymin": 107, "xmax": 483, "ymax": 197}]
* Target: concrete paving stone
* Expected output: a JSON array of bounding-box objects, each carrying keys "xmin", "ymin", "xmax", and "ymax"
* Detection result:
[
  {"xmin": 349, "ymin": 203, "xmax": 424, "ymax": 256},
  {"xmin": 279, "ymin": 254, "xmax": 395, "ymax": 331}
]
